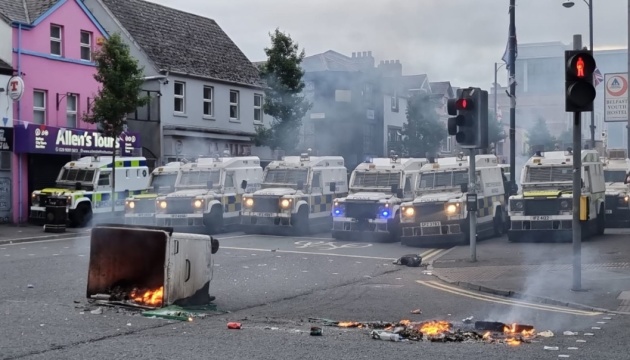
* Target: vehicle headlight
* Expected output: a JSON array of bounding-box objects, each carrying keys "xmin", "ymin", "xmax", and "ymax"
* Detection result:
[
  {"xmin": 244, "ymin": 198, "xmax": 254, "ymax": 207},
  {"xmin": 510, "ymin": 200, "xmax": 524, "ymax": 211},
  {"xmin": 66, "ymin": 196, "xmax": 72, "ymax": 207},
  {"xmin": 445, "ymin": 203, "xmax": 460, "ymax": 215},
  {"xmin": 158, "ymin": 201, "xmax": 167, "ymax": 209},
  {"xmin": 31, "ymin": 193, "xmax": 38, "ymax": 206},
  {"xmin": 280, "ymin": 199, "xmax": 291, "ymax": 209},
  {"xmin": 126, "ymin": 201, "xmax": 135, "ymax": 209},
  {"xmin": 193, "ymin": 199, "xmax": 203, "ymax": 208},
  {"xmin": 402, "ymin": 206, "xmax": 415, "ymax": 217}
]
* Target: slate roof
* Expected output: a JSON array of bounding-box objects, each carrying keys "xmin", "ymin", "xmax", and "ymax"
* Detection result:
[
  {"xmin": 429, "ymin": 81, "xmax": 452, "ymax": 96},
  {"xmin": 0, "ymin": 0, "xmax": 58, "ymax": 24},
  {"xmin": 0, "ymin": 58, "xmax": 13, "ymax": 75},
  {"xmin": 301, "ymin": 50, "xmax": 361, "ymax": 72},
  {"xmin": 100, "ymin": 0, "xmax": 262, "ymax": 87}
]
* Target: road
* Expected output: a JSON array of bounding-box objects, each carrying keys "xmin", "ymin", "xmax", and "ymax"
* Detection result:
[{"xmin": 0, "ymin": 230, "xmax": 626, "ymax": 360}]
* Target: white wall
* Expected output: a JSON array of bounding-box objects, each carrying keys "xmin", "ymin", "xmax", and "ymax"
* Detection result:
[
  {"xmin": 0, "ymin": 74, "xmax": 13, "ymax": 127},
  {"xmin": 0, "ymin": 20, "xmax": 12, "ymax": 65}
]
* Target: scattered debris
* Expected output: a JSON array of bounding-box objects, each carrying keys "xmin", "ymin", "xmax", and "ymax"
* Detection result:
[
  {"xmin": 264, "ymin": 326, "xmax": 279, "ymax": 330},
  {"xmin": 227, "ymin": 322, "xmax": 242, "ymax": 330},
  {"xmin": 544, "ymin": 346, "xmax": 560, "ymax": 351},
  {"xmin": 559, "ymin": 355, "xmax": 570, "ymax": 358},
  {"xmin": 596, "ymin": 321, "xmax": 606, "ymax": 324},
  {"xmin": 563, "ymin": 331, "xmax": 578, "ymax": 336},
  {"xmin": 576, "ymin": 340, "xmax": 587, "ymax": 343},
  {"xmin": 27, "ymin": 284, "xmax": 34, "ymax": 288},
  {"xmin": 371, "ymin": 330, "xmax": 402, "ymax": 342},
  {"xmin": 584, "ymin": 333, "xmax": 594, "ymax": 336},
  {"xmin": 591, "ymin": 327, "xmax": 601, "ymax": 330},
  {"xmin": 462, "ymin": 316, "xmax": 473, "ymax": 324},
  {"xmin": 538, "ymin": 330, "xmax": 554, "ymax": 337},
  {"xmin": 411, "ymin": 309, "xmax": 422, "ymax": 314},
  {"xmin": 90, "ymin": 307, "xmax": 103, "ymax": 315},
  {"xmin": 310, "ymin": 326, "xmax": 322, "ymax": 336},
  {"xmin": 393, "ymin": 254, "xmax": 422, "ymax": 267},
  {"xmin": 568, "ymin": 347, "xmax": 579, "ymax": 350},
  {"xmin": 602, "ymin": 317, "xmax": 612, "ymax": 320}
]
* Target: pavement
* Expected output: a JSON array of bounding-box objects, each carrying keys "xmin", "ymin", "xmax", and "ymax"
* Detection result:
[{"xmin": 430, "ymin": 229, "xmax": 630, "ymax": 314}]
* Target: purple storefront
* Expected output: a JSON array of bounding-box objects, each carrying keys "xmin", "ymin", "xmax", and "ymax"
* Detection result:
[{"xmin": 13, "ymin": 122, "xmax": 141, "ymax": 223}]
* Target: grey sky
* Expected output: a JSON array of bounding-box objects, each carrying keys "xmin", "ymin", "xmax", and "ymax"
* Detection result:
[{"xmin": 149, "ymin": 0, "xmax": 626, "ymax": 90}]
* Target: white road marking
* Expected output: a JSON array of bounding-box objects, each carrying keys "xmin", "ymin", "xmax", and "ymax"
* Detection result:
[{"xmin": 221, "ymin": 246, "xmax": 397, "ymax": 260}]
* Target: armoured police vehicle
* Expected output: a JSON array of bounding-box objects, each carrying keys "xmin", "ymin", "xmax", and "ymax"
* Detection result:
[
  {"xmin": 155, "ymin": 155, "xmax": 263, "ymax": 234},
  {"xmin": 400, "ymin": 154, "xmax": 507, "ymax": 246},
  {"xmin": 602, "ymin": 149, "xmax": 630, "ymax": 227},
  {"xmin": 241, "ymin": 151, "xmax": 348, "ymax": 235},
  {"xmin": 331, "ymin": 153, "xmax": 428, "ymax": 242},
  {"xmin": 30, "ymin": 156, "xmax": 150, "ymax": 227},
  {"xmin": 507, "ymin": 149, "xmax": 606, "ymax": 242}
]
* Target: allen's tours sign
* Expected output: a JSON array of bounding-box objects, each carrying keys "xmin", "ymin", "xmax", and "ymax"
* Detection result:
[{"xmin": 14, "ymin": 123, "xmax": 141, "ymax": 156}]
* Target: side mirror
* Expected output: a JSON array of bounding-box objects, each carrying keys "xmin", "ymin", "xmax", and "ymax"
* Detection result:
[
  {"xmin": 460, "ymin": 183, "xmax": 468, "ymax": 193},
  {"xmin": 390, "ymin": 184, "xmax": 399, "ymax": 194},
  {"xmin": 329, "ymin": 182, "xmax": 336, "ymax": 192},
  {"xmin": 240, "ymin": 180, "xmax": 248, "ymax": 190},
  {"xmin": 207, "ymin": 180, "xmax": 214, "ymax": 189},
  {"xmin": 296, "ymin": 180, "xmax": 304, "ymax": 191},
  {"xmin": 581, "ymin": 179, "xmax": 584, "ymax": 188},
  {"xmin": 396, "ymin": 189, "xmax": 404, "ymax": 198},
  {"xmin": 211, "ymin": 237, "xmax": 219, "ymax": 254},
  {"xmin": 75, "ymin": 182, "xmax": 82, "ymax": 190}
]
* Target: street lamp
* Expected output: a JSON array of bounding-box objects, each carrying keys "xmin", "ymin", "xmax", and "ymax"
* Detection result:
[{"xmin": 562, "ymin": 0, "xmax": 595, "ymax": 148}]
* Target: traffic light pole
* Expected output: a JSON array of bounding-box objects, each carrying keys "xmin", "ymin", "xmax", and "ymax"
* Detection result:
[
  {"xmin": 572, "ymin": 34, "xmax": 583, "ymax": 292},
  {"xmin": 469, "ymin": 149, "xmax": 477, "ymax": 262},
  {"xmin": 508, "ymin": 0, "xmax": 517, "ymax": 193}
]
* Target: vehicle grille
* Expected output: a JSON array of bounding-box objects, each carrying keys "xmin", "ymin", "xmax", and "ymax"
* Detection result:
[
  {"xmin": 606, "ymin": 195, "xmax": 620, "ymax": 209},
  {"xmin": 135, "ymin": 199, "xmax": 156, "ymax": 213},
  {"xmin": 253, "ymin": 197, "xmax": 280, "ymax": 213},
  {"xmin": 415, "ymin": 203, "xmax": 444, "ymax": 221},
  {"xmin": 166, "ymin": 198, "xmax": 193, "ymax": 214},
  {"xmin": 524, "ymin": 199, "xmax": 559, "ymax": 216},
  {"xmin": 345, "ymin": 202, "xmax": 379, "ymax": 219},
  {"xmin": 38, "ymin": 194, "xmax": 49, "ymax": 206}
]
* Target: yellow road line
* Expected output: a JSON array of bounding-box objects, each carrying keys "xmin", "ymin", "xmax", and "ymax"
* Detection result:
[
  {"xmin": 422, "ymin": 249, "xmax": 445, "ymax": 262},
  {"xmin": 419, "ymin": 249, "xmax": 439, "ymax": 258},
  {"xmin": 417, "ymin": 280, "xmax": 602, "ymax": 316}
]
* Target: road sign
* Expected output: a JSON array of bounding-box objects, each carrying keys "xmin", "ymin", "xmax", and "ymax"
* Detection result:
[{"xmin": 604, "ymin": 73, "xmax": 628, "ymax": 122}]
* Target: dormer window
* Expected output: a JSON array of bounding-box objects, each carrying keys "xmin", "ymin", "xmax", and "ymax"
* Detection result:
[
  {"xmin": 50, "ymin": 24, "xmax": 63, "ymax": 56},
  {"xmin": 80, "ymin": 31, "xmax": 92, "ymax": 61}
]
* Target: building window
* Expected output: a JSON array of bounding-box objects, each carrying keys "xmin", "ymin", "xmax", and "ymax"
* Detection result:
[
  {"xmin": 174, "ymin": 81, "xmax": 185, "ymax": 113},
  {"xmin": 229, "ymin": 90, "xmax": 239, "ymax": 120},
  {"xmin": 80, "ymin": 31, "xmax": 92, "ymax": 61},
  {"xmin": 254, "ymin": 94, "xmax": 262, "ymax": 122},
  {"xmin": 203, "ymin": 86, "xmax": 213, "ymax": 118},
  {"xmin": 391, "ymin": 93, "xmax": 399, "ymax": 112},
  {"xmin": 67, "ymin": 94, "xmax": 78, "ymax": 128},
  {"xmin": 33, "ymin": 90, "xmax": 47, "ymax": 124},
  {"xmin": 50, "ymin": 24, "xmax": 62, "ymax": 56},
  {"xmin": 0, "ymin": 151, "xmax": 10, "ymax": 170}
]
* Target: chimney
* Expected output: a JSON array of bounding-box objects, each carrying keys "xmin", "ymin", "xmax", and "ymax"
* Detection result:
[
  {"xmin": 368, "ymin": 51, "xmax": 372, "ymax": 57},
  {"xmin": 380, "ymin": 60, "xmax": 384, "ymax": 65},
  {"xmin": 377, "ymin": 59, "xmax": 402, "ymax": 77},
  {"xmin": 357, "ymin": 52, "xmax": 362, "ymax": 58},
  {"xmin": 352, "ymin": 52, "xmax": 356, "ymax": 58},
  {"xmin": 362, "ymin": 51, "xmax": 367, "ymax": 57}
]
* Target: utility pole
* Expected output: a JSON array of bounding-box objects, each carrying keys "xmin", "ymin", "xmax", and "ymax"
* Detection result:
[
  {"xmin": 627, "ymin": 0, "xmax": 630, "ymax": 154},
  {"xmin": 468, "ymin": 148, "xmax": 477, "ymax": 262},
  {"xmin": 508, "ymin": 0, "xmax": 517, "ymax": 194},
  {"xmin": 588, "ymin": 0, "xmax": 595, "ymax": 148}
]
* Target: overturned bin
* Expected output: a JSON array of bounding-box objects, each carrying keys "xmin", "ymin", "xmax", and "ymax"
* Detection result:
[{"xmin": 86, "ymin": 224, "xmax": 219, "ymax": 308}]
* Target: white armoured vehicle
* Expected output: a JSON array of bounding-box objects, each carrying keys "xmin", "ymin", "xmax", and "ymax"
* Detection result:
[
  {"xmin": 331, "ymin": 153, "xmax": 428, "ymax": 242},
  {"xmin": 602, "ymin": 149, "xmax": 630, "ymax": 227}
]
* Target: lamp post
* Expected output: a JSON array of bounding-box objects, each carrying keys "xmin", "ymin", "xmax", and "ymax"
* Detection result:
[
  {"xmin": 494, "ymin": 62, "xmax": 507, "ymax": 158},
  {"xmin": 563, "ymin": 0, "xmax": 595, "ymax": 148}
]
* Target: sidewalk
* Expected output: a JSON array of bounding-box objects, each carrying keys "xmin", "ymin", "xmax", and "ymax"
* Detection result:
[
  {"xmin": 0, "ymin": 223, "xmax": 89, "ymax": 245},
  {"xmin": 429, "ymin": 229, "xmax": 630, "ymax": 313}
]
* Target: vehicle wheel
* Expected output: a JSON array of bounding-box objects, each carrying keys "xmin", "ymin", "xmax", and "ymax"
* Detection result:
[
  {"xmin": 493, "ymin": 207, "xmax": 504, "ymax": 236},
  {"xmin": 507, "ymin": 232, "xmax": 517, "ymax": 243},
  {"xmin": 293, "ymin": 206, "xmax": 310, "ymax": 236},
  {"xmin": 73, "ymin": 204, "xmax": 92, "ymax": 228},
  {"xmin": 387, "ymin": 212, "xmax": 401, "ymax": 242},
  {"xmin": 205, "ymin": 206, "xmax": 224, "ymax": 235},
  {"xmin": 596, "ymin": 204, "xmax": 605, "ymax": 236}
]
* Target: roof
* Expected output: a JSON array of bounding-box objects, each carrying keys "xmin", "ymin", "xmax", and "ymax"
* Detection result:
[
  {"xmin": 0, "ymin": 0, "xmax": 58, "ymax": 23},
  {"xmin": 355, "ymin": 157, "xmax": 428, "ymax": 171},
  {"xmin": 301, "ymin": 50, "xmax": 361, "ymax": 73},
  {"xmin": 272, "ymin": 156, "xmax": 345, "ymax": 168},
  {"xmin": 0, "ymin": 58, "xmax": 12, "ymax": 76},
  {"xmin": 100, "ymin": 0, "xmax": 262, "ymax": 87},
  {"xmin": 429, "ymin": 81, "xmax": 453, "ymax": 97}
]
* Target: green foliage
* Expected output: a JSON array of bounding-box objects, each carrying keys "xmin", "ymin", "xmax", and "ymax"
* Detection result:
[
  {"xmin": 83, "ymin": 32, "xmax": 149, "ymax": 135},
  {"xmin": 526, "ymin": 117, "xmax": 556, "ymax": 152},
  {"xmin": 254, "ymin": 28, "xmax": 312, "ymax": 153},
  {"xmin": 400, "ymin": 94, "xmax": 447, "ymax": 157},
  {"xmin": 487, "ymin": 110, "xmax": 506, "ymax": 145}
]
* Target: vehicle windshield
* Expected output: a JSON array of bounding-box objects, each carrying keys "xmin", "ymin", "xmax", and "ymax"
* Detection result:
[
  {"xmin": 177, "ymin": 170, "xmax": 221, "ymax": 188},
  {"xmin": 150, "ymin": 173, "xmax": 179, "ymax": 189},
  {"xmin": 261, "ymin": 169, "xmax": 308, "ymax": 189},
  {"xmin": 57, "ymin": 168, "xmax": 96, "ymax": 186},
  {"xmin": 523, "ymin": 165, "xmax": 572, "ymax": 184},
  {"xmin": 418, "ymin": 170, "xmax": 468, "ymax": 189},
  {"xmin": 604, "ymin": 170, "xmax": 628, "ymax": 183},
  {"xmin": 351, "ymin": 171, "xmax": 402, "ymax": 191}
]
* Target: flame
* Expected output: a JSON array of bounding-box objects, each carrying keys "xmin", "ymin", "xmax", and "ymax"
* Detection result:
[
  {"xmin": 398, "ymin": 319, "xmax": 411, "ymax": 326},
  {"xmin": 130, "ymin": 286, "xmax": 164, "ymax": 306},
  {"xmin": 337, "ymin": 321, "xmax": 361, "ymax": 328},
  {"xmin": 506, "ymin": 338, "xmax": 521, "ymax": 346},
  {"xmin": 419, "ymin": 321, "xmax": 451, "ymax": 336},
  {"xmin": 483, "ymin": 331, "xmax": 492, "ymax": 340}
]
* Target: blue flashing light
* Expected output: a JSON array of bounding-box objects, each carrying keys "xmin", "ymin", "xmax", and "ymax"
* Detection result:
[
  {"xmin": 333, "ymin": 208, "xmax": 343, "ymax": 216},
  {"xmin": 382, "ymin": 210, "xmax": 389, "ymax": 217}
]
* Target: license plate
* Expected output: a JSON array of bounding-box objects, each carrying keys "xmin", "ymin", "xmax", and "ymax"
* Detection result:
[
  {"xmin": 137, "ymin": 213, "xmax": 154, "ymax": 217},
  {"xmin": 171, "ymin": 214, "xmax": 187, "ymax": 218},
  {"xmin": 420, "ymin": 221, "xmax": 440, "ymax": 227},
  {"xmin": 606, "ymin": 210, "xmax": 613, "ymax": 214},
  {"xmin": 532, "ymin": 216, "xmax": 551, "ymax": 220},
  {"xmin": 259, "ymin": 213, "xmax": 274, "ymax": 217}
]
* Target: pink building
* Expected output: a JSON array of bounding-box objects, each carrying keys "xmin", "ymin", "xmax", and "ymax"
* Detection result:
[{"xmin": 0, "ymin": 0, "xmax": 109, "ymax": 223}]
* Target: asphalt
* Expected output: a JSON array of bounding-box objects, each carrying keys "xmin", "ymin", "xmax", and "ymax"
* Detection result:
[
  {"xmin": 0, "ymin": 230, "xmax": 627, "ymax": 360},
  {"xmin": 431, "ymin": 229, "xmax": 630, "ymax": 313}
]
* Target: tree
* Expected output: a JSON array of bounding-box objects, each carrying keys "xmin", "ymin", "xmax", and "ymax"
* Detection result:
[
  {"xmin": 84, "ymin": 33, "xmax": 149, "ymax": 215},
  {"xmin": 526, "ymin": 117, "xmax": 556, "ymax": 153},
  {"xmin": 400, "ymin": 94, "xmax": 447, "ymax": 157},
  {"xmin": 488, "ymin": 110, "xmax": 507, "ymax": 145},
  {"xmin": 254, "ymin": 28, "xmax": 312, "ymax": 154}
]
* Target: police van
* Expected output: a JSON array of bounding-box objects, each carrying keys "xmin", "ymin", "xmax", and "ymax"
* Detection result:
[
  {"xmin": 400, "ymin": 154, "xmax": 507, "ymax": 246},
  {"xmin": 507, "ymin": 149, "xmax": 606, "ymax": 242},
  {"xmin": 124, "ymin": 161, "xmax": 183, "ymax": 225},
  {"xmin": 330, "ymin": 153, "xmax": 427, "ymax": 242},
  {"xmin": 602, "ymin": 149, "xmax": 630, "ymax": 227},
  {"xmin": 30, "ymin": 156, "xmax": 151, "ymax": 227},
  {"xmin": 155, "ymin": 155, "xmax": 263, "ymax": 234},
  {"xmin": 241, "ymin": 151, "xmax": 348, "ymax": 235}
]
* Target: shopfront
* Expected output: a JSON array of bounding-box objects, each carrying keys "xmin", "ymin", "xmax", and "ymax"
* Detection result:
[
  {"xmin": 0, "ymin": 127, "xmax": 13, "ymax": 224},
  {"xmin": 12, "ymin": 123, "xmax": 141, "ymax": 223}
]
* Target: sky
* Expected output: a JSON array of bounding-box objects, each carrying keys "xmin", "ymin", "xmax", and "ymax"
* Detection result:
[{"xmin": 150, "ymin": 0, "xmax": 627, "ymax": 90}]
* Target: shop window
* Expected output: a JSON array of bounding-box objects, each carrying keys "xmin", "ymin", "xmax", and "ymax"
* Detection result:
[{"xmin": 0, "ymin": 152, "xmax": 10, "ymax": 170}]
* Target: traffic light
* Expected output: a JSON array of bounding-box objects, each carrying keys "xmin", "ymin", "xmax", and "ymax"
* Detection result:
[
  {"xmin": 565, "ymin": 50, "xmax": 597, "ymax": 112},
  {"xmin": 447, "ymin": 87, "xmax": 488, "ymax": 149}
]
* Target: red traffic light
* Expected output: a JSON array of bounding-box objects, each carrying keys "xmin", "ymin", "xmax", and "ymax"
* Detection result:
[
  {"xmin": 567, "ymin": 52, "xmax": 596, "ymax": 79},
  {"xmin": 575, "ymin": 57, "xmax": 585, "ymax": 78},
  {"xmin": 456, "ymin": 99, "xmax": 468, "ymax": 109}
]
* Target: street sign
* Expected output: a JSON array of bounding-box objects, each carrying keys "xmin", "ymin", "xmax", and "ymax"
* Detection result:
[
  {"xmin": 7, "ymin": 76, "xmax": 24, "ymax": 102},
  {"xmin": 604, "ymin": 72, "xmax": 628, "ymax": 122}
]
